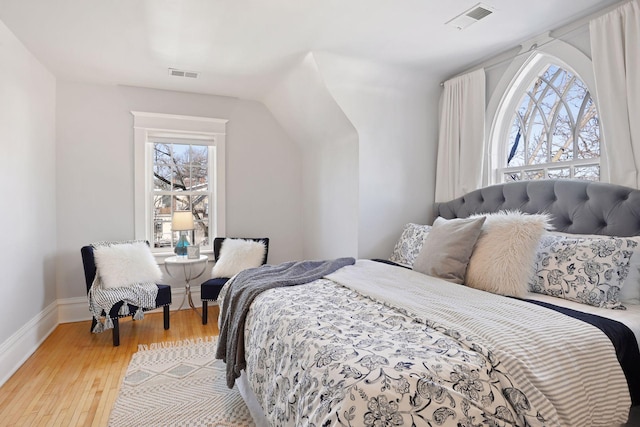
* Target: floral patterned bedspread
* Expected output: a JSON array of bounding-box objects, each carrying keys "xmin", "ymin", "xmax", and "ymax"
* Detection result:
[{"xmin": 240, "ymin": 261, "xmax": 630, "ymax": 427}]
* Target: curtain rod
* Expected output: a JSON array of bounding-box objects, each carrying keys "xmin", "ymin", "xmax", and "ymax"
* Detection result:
[
  {"xmin": 549, "ymin": 0, "xmax": 633, "ymax": 39},
  {"xmin": 439, "ymin": 0, "xmax": 633, "ymax": 87}
]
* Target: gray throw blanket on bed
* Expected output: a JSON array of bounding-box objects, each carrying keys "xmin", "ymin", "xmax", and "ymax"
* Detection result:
[{"xmin": 216, "ymin": 257, "xmax": 355, "ymax": 388}]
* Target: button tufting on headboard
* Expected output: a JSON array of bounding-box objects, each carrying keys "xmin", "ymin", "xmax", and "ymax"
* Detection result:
[{"xmin": 433, "ymin": 180, "xmax": 640, "ymax": 237}]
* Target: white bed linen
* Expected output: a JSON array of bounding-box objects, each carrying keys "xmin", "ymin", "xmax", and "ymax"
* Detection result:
[
  {"xmin": 328, "ymin": 260, "xmax": 630, "ymax": 426},
  {"xmin": 232, "ymin": 263, "xmax": 624, "ymax": 426},
  {"xmin": 236, "ymin": 371, "xmax": 268, "ymax": 427}
]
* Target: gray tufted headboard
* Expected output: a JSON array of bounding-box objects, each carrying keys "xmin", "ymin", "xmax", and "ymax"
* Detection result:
[{"xmin": 435, "ymin": 180, "xmax": 640, "ymax": 237}]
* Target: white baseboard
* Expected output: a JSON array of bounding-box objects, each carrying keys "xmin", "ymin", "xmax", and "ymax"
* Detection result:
[
  {"xmin": 57, "ymin": 288, "xmax": 202, "ymax": 323},
  {"xmin": 57, "ymin": 296, "xmax": 91, "ymax": 323},
  {"xmin": 0, "ymin": 301, "xmax": 58, "ymax": 388},
  {"xmin": 0, "ymin": 288, "xmax": 202, "ymax": 388}
]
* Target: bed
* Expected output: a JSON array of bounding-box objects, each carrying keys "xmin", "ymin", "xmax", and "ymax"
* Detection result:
[{"xmin": 217, "ymin": 179, "xmax": 640, "ymax": 427}]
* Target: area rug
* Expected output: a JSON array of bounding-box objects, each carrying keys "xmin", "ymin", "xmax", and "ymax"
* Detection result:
[{"xmin": 109, "ymin": 337, "xmax": 255, "ymax": 427}]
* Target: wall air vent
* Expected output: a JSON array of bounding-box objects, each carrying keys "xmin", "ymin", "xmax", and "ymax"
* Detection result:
[
  {"xmin": 168, "ymin": 68, "xmax": 199, "ymax": 79},
  {"xmin": 446, "ymin": 3, "xmax": 494, "ymax": 30}
]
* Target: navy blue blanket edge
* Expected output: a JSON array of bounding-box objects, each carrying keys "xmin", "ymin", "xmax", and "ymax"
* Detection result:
[{"xmin": 522, "ymin": 298, "xmax": 640, "ymax": 406}]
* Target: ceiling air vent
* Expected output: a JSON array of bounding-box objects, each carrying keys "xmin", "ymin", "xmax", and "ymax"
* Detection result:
[
  {"xmin": 446, "ymin": 3, "xmax": 494, "ymax": 30},
  {"xmin": 168, "ymin": 68, "xmax": 199, "ymax": 79}
]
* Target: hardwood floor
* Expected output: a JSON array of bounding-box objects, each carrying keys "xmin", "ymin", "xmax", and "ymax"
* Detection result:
[{"xmin": 0, "ymin": 307, "xmax": 219, "ymax": 426}]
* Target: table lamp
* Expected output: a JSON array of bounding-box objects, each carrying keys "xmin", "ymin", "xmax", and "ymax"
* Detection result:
[{"xmin": 172, "ymin": 210, "xmax": 194, "ymax": 256}]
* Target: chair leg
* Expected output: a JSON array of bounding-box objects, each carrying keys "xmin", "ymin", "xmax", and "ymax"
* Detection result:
[
  {"xmin": 202, "ymin": 301, "xmax": 208, "ymax": 325},
  {"xmin": 112, "ymin": 318, "xmax": 120, "ymax": 347},
  {"xmin": 163, "ymin": 305, "xmax": 170, "ymax": 330},
  {"xmin": 90, "ymin": 317, "xmax": 97, "ymax": 333}
]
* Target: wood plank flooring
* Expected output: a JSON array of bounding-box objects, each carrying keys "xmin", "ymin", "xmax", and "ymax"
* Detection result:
[{"xmin": 0, "ymin": 307, "xmax": 219, "ymax": 426}]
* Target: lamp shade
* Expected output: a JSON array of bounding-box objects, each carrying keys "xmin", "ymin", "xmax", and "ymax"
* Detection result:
[{"xmin": 172, "ymin": 211, "xmax": 194, "ymax": 231}]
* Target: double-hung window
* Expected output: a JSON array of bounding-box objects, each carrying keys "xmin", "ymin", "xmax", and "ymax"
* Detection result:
[{"xmin": 133, "ymin": 112, "xmax": 226, "ymax": 254}]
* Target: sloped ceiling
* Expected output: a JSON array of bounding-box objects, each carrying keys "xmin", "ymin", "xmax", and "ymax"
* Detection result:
[{"xmin": 0, "ymin": 0, "xmax": 622, "ymax": 100}]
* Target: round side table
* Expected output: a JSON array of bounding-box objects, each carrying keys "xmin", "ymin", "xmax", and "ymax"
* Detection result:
[{"xmin": 164, "ymin": 255, "xmax": 208, "ymax": 316}]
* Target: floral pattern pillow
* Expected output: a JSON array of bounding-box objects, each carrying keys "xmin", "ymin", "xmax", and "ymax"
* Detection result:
[
  {"xmin": 389, "ymin": 223, "xmax": 431, "ymax": 267},
  {"xmin": 529, "ymin": 233, "xmax": 636, "ymax": 309}
]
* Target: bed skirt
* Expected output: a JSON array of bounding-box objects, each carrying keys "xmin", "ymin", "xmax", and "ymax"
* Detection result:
[{"xmin": 236, "ymin": 370, "xmax": 269, "ymax": 427}]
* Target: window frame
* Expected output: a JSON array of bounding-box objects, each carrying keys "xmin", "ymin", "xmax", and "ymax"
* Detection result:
[
  {"xmin": 487, "ymin": 41, "xmax": 603, "ymax": 185},
  {"xmin": 132, "ymin": 111, "xmax": 227, "ymax": 256}
]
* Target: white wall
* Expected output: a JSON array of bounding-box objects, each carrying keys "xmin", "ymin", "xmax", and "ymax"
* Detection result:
[
  {"xmin": 55, "ymin": 82, "xmax": 303, "ymax": 300},
  {"xmin": 301, "ymin": 138, "xmax": 359, "ymax": 259},
  {"xmin": 0, "ymin": 19, "xmax": 57, "ymax": 366},
  {"xmin": 263, "ymin": 53, "xmax": 359, "ymax": 259},
  {"xmin": 314, "ymin": 53, "xmax": 439, "ymax": 258},
  {"xmin": 264, "ymin": 52, "xmax": 440, "ymax": 260}
]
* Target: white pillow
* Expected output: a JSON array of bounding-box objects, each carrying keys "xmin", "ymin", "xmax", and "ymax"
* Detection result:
[
  {"xmin": 212, "ymin": 239, "xmax": 266, "ymax": 278},
  {"xmin": 466, "ymin": 211, "xmax": 551, "ymax": 297},
  {"xmin": 94, "ymin": 242, "xmax": 162, "ymax": 289}
]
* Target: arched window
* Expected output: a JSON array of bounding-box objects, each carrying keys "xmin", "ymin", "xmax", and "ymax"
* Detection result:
[{"xmin": 491, "ymin": 53, "xmax": 601, "ymax": 183}]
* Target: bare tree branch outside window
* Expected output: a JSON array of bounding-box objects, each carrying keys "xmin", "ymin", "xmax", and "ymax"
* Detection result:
[
  {"xmin": 502, "ymin": 64, "xmax": 600, "ymax": 182},
  {"xmin": 152, "ymin": 142, "xmax": 211, "ymax": 249}
]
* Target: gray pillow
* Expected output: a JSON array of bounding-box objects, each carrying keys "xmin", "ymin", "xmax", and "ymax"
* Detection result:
[{"xmin": 413, "ymin": 216, "xmax": 486, "ymax": 284}]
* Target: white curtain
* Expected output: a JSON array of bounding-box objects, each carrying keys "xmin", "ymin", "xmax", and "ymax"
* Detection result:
[
  {"xmin": 590, "ymin": 0, "xmax": 640, "ymax": 188},
  {"xmin": 434, "ymin": 69, "xmax": 486, "ymax": 203}
]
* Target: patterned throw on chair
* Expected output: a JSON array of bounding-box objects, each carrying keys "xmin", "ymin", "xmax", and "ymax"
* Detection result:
[{"xmin": 88, "ymin": 240, "xmax": 161, "ymax": 332}]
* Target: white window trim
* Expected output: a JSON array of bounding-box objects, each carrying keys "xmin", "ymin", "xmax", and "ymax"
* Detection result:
[
  {"xmin": 132, "ymin": 111, "xmax": 227, "ymax": 257},
  {"xmin": 501, "ymin": 158, "xmax": 600, "ymax": 179},
  {"xmin": 486, "ymin": 39, "xmax": 603, "ymax": 184}
]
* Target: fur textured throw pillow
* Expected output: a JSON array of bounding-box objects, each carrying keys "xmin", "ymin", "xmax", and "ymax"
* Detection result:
[
  {"xmin": 94, "ymin": 242, "xmax": 162, "ymax": 289},
  {"xmin": 212, "ymin": 239, "xmax": 266, "ymax": 278},
  {"xmin": 465, "ymin": 210, "xmax": 552, "ymax": 297}
]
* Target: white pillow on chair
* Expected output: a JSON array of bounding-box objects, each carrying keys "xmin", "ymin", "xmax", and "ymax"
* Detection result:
[
  {"xmin": 94, "ymin": 242, "xmax": 162, "ymax": 289},
  {"xmin": 212, "ymin": 239, "xmax": 266, "ymax": 278}
]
